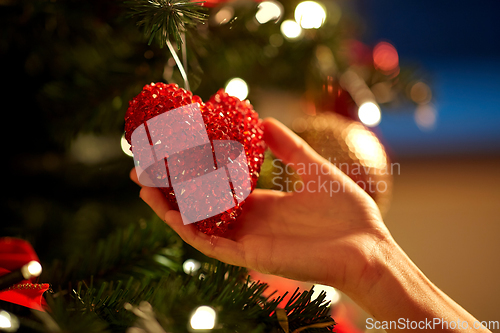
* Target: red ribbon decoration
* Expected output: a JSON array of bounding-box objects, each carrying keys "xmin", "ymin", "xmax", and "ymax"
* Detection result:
[{"xmin": 0, "ymin": 238, "xmax": 49, "ymax": 311}]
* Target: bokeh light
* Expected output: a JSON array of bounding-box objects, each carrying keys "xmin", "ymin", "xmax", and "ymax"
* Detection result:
[
  {"xmin": 269, "ymin": 33, "xmax": 283, "ymax": 47},
  {"xmin": 213, "ymin": 6, "xmax": 234, "ymax": 25},
  {"xmin": 183, "ymin": 259, "xmax": 201, "ymax": 275},
  {"xmin": 294, "ymin": 1, "xmax": 327, "ymax": 29},
  {"xmin": 414, "ymin": 103, "xmax": 437, "ymax": 130},
  {"xmin": 371, "ymin": 81, "xmax": 395, "ymax": 104},
  {"xmin": 410, "ymin": 81, "xmax": 432, "ymax": 104},
  {"xmin": 311, "ymin": 285, "xmax": 341, "ymax": 305},
  {"xmin": 225, "ymin": 78, "xmax": 249, "ymax": 100},
  {"xmin": 190, "ymin": 306, "xmax": 216, "ymax": 330},
  {"xmin": 27, "ymin": 261, "xmax": 42, "ymax": 277},
  {"xmin": 315, "ymin": 45, "xmax": 336, "ymax": 75},
  {"xmin": 255, "ymin": 1, "xmax": 283, "ymax": 24},
  {"xmin": 280, "ymin": 20, "xmax": 302, "ymax": 39},
  {"xmin": 358, "ymin": 102, "xmax": 381, "ymax": 127},
  {"xmin": 327, "ymin": 1, "xmax": 342, "ymax": 25},
  {"xmin": 121, "ymin": 133, "xmax": 133, "ymax": 157},
  {"xmin": 71, "ymin": 134, "xmax": 121, "ymax": 164},
  {"xmin": 0, "ymin": 310, "xmax": 19, "ymax": 332},
  {"xmin": 373, "ymin": 42, "xmax": 399, "ymax": 73}
]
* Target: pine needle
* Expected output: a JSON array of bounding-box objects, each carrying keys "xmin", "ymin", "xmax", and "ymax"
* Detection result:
[{"xmin": 125, "ymin": 0, "xmax": 208, "ymax": 47}]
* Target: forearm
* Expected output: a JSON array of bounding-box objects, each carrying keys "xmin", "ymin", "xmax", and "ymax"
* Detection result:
[{"xmin": 343, "ymin": 237, "xmax": 491, "ymax": 333}]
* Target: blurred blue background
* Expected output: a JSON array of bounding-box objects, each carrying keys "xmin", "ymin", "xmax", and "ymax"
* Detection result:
[{"xmin": 357, "ymin": 0, "xmax": 500, "ymax": 157}]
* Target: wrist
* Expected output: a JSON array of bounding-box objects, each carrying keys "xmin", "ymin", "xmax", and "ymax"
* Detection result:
[
  {"xmin": 345, "ymin": 234, "xmax": 421, "ymax": 319},
  {"xmin": 341, "ymin": 234, "xmax": 490, "ymax": 332},
  {"xmin": 339, "ymin": 230, "xmax": 402, "ymax": 315}
]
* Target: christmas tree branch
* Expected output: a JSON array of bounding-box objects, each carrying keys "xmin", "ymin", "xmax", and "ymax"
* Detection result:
[
  {"xmin": 125, "ymin": 0, "xmax": 207, "ymax": 47},
  {"xmin": 46, "ymin": 263, "xmax": 335, "ymax": 332},
  {"xmin": 42, "ymin": 217, "xmax": 183, "ymax": 287}
]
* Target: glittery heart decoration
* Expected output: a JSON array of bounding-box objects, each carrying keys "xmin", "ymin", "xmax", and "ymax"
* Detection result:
[{"xmin": 125, "ymin": 83, "xmax": 266, "ymax": 236}]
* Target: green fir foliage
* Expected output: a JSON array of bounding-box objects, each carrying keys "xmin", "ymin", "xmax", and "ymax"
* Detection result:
[{"xmin": 125, "ymin": 0, "xmax": 208, "ymax": 47}]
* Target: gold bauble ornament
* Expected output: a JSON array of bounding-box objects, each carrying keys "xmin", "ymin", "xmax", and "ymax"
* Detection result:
[{"xmin": 258, "ymin": 113, "xmax": 393, "ymax": 214}]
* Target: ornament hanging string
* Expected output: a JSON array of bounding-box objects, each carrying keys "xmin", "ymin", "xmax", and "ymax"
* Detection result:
[
  {"xmin": 166, "ymin": 38, "xmax": 190, "ymax": 91},
  {"xmin": 181, "ymin": 32, "xmax": 188, "ymax": 82}
]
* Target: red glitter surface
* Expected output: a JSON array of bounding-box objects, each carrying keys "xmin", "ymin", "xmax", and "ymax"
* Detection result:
[{"xmin": 125, "ymin": 83, "xmax": 266, "ymax": 235}]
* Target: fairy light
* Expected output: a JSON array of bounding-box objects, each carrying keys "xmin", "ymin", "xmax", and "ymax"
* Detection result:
[
  {"xmin": 358, "ymin": 102, "xmax": 381, "ymax": 127},
  {"xmin": 25, "ymin": 261, "xmax": 42, "ymax": 278},
  {"xmin": 0, "ymin": 310, "xmax": 19, "ymax": 332},
  {"xmin": 225, "ymin": 78, "xmax": 249, "ymax": 100},
  {"xmin": 190, "ymin": 306, "xmax": 216, "ymax": 330},
  {"xmin": 311, "ymin": 285, "xmax": 341, "ymax": 305},
  {"xmin": 0, "ymin": 260, "xmax": 43, "ymax": 291},
  {"xmin": 280, "ymin": 20, "xmax": 302, "ymax": 39},
  {"xmin": 294, "ymin": 1, "xmax": 327, "ymax": 29},
  {"xmin": 255, "ymin": 1, "xmax": 283, "ymax": 24},
  {"xmin": 183, "ymin": 259, "xmax": 201, "ymax": 275}
]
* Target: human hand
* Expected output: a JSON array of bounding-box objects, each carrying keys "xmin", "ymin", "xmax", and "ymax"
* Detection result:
[
  {"xmin": 131, "ymin": 118, "xmax": 492, "ymax": 332},
  {"xmin": 130, "ymin": 118, "xmax": 392, "ymax": 297}
]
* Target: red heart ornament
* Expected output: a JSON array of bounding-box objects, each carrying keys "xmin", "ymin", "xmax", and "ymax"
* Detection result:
[{"xmin": 125, "ymin": 83, "xmax": 266, "ymax": 236}]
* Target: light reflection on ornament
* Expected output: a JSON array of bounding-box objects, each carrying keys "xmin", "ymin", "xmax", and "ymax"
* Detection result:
[
  {"xmin": 121, "ymin": 133, "xmax": 134, "ymax": 157},
  {"xmin": 373, "ymin": 41, "xmax": 399, "ymax": 73},
  {"xmin": 255, "ymin": 1, "xmax": 283, "ymax": 24},
  {"xmin": 225, "ymin": 78, "xmax": 249, "ymax": 100},
  {"xmin": 292, "ymin": 117, "xmax": 309, "ymax": 133},
  {"xmin": 414, "ymin": 103, "xmax": 437, "ymax": 130},
  {"xmin": 280, "ymin": 20, "xmax": 302, "ymax": 39},
  {"xmin": 358, "ymin": 102, "xmax": 381, "ymax": 127},
  {"xmin": 294, "ymin": 1, "xmax": 327, "ymax": 29},
  {"xmin": 345, "ymin": 125, "xmax": 387, "ymax": 169},
  {"xmin": 311, "ymin": 284, "xmax": 341, "ymax": 305},
  {"xmin": 190, "ymin": 306, "xmax": 216, "ymax": 330}
]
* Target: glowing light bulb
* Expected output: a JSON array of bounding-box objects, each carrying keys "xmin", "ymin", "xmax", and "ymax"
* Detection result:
[
  {"xmin": 225, "ymin": 78, "xmax": 249, "ymax": 100},
  {"xmin": 121, "ymin": 133, "xmax": 134, "ymax": 157},
  {"xmin": 0, "ymin": 310, "xmax": 19, "ymax": 332},
  {"xmin": 27, "ymin": 261, "xmax": 42, "ymax": 276},
  {"xmin": 280, "ymin": 20, "xmax": 302, "ymax": 39},
  {"xmin": 190, "ymin": 306, "xmax": 216, "ymax": 330},
  {"xmin": 358, "ymin": 102, "xmax": 381, "ymax": 127},
  {"xmin": 311, "ymin": 285, "xmax": 341, "ymax": 305},
  {"xmin": 20, "ymin": 260, "xmax": 42, "ymax": 280},
  {"xmin": 183, "ymin": 259, "xmax": 201, "ymax": 275},
  {"xmin": 294, "ymin": 1, "xmax": 326, "ymax": 29},
  {"xmin": 255, "ymin": 1, "xmax": 283, "ymax": 24}
]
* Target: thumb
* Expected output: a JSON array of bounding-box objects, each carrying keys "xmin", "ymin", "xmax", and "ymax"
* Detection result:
[{"xmin": 263, "ymin": 118, "xmax": 334, "ymax": 182}]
